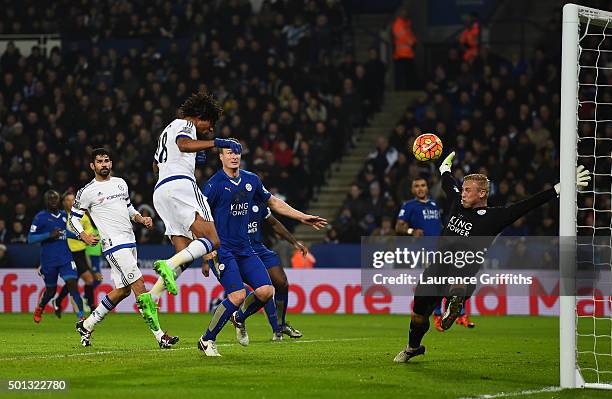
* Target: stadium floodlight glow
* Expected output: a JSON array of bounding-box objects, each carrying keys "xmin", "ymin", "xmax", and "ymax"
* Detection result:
[{"xmin": 561, "ymin": 3, "xmax": 612, "ymax": 390}]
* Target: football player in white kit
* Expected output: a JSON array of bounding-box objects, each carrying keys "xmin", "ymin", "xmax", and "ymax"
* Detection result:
[
  {"xmin": 148, "ymin": 91, "xmax": 241, "ymax": 300},
  {"xmin": 71, "ymin": 148, "xmax": 178, "ymax": 349}
]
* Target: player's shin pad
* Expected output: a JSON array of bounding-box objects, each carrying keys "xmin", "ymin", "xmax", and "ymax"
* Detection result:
[
  {"xmin": 137, "ymin": 293, "xmax": 161, "ymax": 331},
  {"xmin": 236, "ymin": 292, "xmax": 266, "ymax": 323}
]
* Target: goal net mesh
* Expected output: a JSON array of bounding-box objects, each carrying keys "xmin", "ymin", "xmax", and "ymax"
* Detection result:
[{"xmin": 575, "ymin": 7, "xmax": 612, "ymax": 386}]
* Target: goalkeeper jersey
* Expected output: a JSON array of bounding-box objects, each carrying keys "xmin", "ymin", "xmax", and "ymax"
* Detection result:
[{"xmin": 440, "ymin": 171, "xmax": 557, "ymax": 239}]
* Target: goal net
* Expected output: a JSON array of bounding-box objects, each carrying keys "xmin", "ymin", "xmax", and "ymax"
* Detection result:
[{"xmin": 561, "ymin": 3, "xmax": 612, "ymax": 390}]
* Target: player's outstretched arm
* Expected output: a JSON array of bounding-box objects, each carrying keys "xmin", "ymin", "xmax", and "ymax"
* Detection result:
[
  {"xmin": 267, "ymin": 195, "xmax": 328, "ymax": 230},
  {"xmin": 266, "ymin": 214, "xmax": 309, "ymax": 255},
  {"xmin": 553, "ymin": 165, "xmax": 591, "ymax": 195},
  {"xmin": 176, "ymin": 137, "xmax": 242, "ymax": 154},
  {"xmin": 501, "ymin": 165, "xmax": 591, "ymax": 228}
]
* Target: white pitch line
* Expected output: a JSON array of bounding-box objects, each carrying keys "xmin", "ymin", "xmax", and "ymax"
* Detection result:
[
  {"xmin": 456, "ymin": 386, "xmax": 564, "ymax": 399},
  {"xmin": 0, "ymin": 337, "xmax": 369, "ymax": 362}
]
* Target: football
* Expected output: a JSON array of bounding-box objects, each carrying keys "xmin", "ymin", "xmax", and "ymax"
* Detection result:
[{"xmin": 412, "ymin": 133, "xmax": 443, "ymax": 161}]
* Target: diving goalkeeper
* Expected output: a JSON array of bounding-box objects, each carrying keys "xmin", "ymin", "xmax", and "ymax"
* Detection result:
[{"xmin": 394, "ymin": 151, "xmax": 591, "ymax": 363}]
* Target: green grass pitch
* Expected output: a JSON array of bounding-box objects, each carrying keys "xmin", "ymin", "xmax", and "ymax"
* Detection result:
[{"xmin": 0, "ymin": 313, "xmax": 610, "ymax": 399}]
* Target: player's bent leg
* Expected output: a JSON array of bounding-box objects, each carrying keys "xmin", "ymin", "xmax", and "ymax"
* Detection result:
[
  {"xmin": 34, "ymin": 284, "xmax": 57, "ymax": 323},
  {"xmin": 64, "ymin": 278, "xmax": 85, "ymax": 319},
  {"xmin": 394, "ymin": 293, "xmax": 438, "ymax": 363},
  {"xmin": 77, "ymin": 287, "xmax": 130, "ymax": 346},
  {"xmin": 190, "ymin": 215, "xmax": 220, "ymax": 250},
  {"xmin": 80, "ymin": 270, "xmax": 96, "ymax": 310},
  {"xmin": 53, "ymin": 285, "xmax": 69, "ymax": 318},
  {"xmin": 132, "ymin": 278, "xmax": 179, "ymax": 349},
  {"xmin": 149, "ymin": 235, "xmax": 190, "ymax": 301},
  {"xmin": 441, "ymin": 286, "xmax": 467, "ymax": 331},
  {"xmin": 200, "ymin": 288, "xmax": 245, "ymax": 355}
]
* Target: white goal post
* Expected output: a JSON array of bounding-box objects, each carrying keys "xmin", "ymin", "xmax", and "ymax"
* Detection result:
[{"xmin": 560, "ymin": 3, "xmax": 612, "ymax": 390}]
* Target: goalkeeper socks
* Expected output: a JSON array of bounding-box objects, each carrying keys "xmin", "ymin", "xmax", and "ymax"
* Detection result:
[
  {"xmin": 39, "ymin": 286, "xmax": 57, "ymax": 308},
  {"xmin": 275, "ymin": 288, "xmax": 289, "ymax": 327},
  {"xmin": 408, "ymin": 318, "xmax": 430, "ymax": 349},
  {"xmin": 84, "ymin": 284, "xmax": 95, "ymax": 308},
  {"xmin": 235, "ymin": 292, "xmax": 266, "ymax": 324},
  {"xmin": 84, "ymin": 295, "xmax": 115, "ymax": 331},
  {"xmin": 167, "ymin": 238, "xmax": 214, "ymax": 269},
  {"xmin": 264, "ymin": 297, "xmax": 280, "ymax": 333},
  {"xmin": 203, "ymin": 298, "xmax": 238, "ymax": 341}
]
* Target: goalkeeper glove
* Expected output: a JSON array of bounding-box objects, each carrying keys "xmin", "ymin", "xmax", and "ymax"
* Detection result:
[
  {"xmin": 554, "ymin": 165, "xmax": 591, "ymax": 194},
  {"xmin": 214, "ymin": 138, "xmax": 242, "ymax": 154},
  {"xmin": 439, "ymin": 151, "xmax": 455, "ymax": 175}
]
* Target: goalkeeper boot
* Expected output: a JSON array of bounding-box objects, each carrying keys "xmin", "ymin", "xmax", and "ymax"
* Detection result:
[
  {"xmin": 393, "ymin": 345, "xmax": 426, "ymax": 363},
  {"xmin": 76, "ymin": 320, "xmax": 92, "ymax": 347},
  {"xmin": 282, "ymin": 322, "xmax": 303, "ymax": 338},
  {"xmin": 51, "ymin": 297, "xmax": 62, "ymax": 319},
  {"xmin": 230, "ymin": 311, "xmax": 249, "ymax": 346},
  {"xmin": 33, "ymin": 305, "xmax": 43, "ymax": 324},
  {"xmin": 433, "ymin": 315, "xmax": 444, "ymax": 332},
  {"xmin": 456, "ymin": 315, "xmax": 475, "ymax": 328},
  {"xmin": 272, "ymin": 331, "xmax": 283, "ymax": 341},
  {"xmin": 198, "ymin": 337, "xmax": 221, "ymax": 356},
  {"xmin": 441, "ymin": 296, "xmax": 465, "ymax": 331},
  {"xmin": 159, "ymin": 333, "xmax": 180, "ymax": 349},
  {"xmin": 153, "ymin": 260, "xmax": 178, "ymax": 295}
]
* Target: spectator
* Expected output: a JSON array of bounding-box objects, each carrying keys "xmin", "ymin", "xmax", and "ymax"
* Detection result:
[
  {"xmin": 0, "ymin": 244, "xmax": 9, "ymax": 267},
  {"xmin": 0, "ymin": 219, "xmax": 7, "ymax": 243},
  {"xmin": 391, "ymin": 6, "xmax": 417, "ymax": 90},
  {"xmin": 371, "ymin": 216, "xmax": 395, "ymax": 236},
  {"xmin": 9, "ymin": 221, "xmax": 27, "ymax": 243},
  {"xmin": 459, "ymin": 13, "xmax": 480, "ymax": 62}
]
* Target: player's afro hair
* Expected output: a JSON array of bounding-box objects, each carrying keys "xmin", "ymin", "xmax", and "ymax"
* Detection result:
[{"xmin": 179, "ymin": 91, "xmax": 223, "ymax": 124}]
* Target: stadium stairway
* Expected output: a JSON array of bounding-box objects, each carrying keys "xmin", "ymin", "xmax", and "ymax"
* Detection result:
[{"xmin": 294, "ymin": 90, "xmax": 421, "ymax": 245}]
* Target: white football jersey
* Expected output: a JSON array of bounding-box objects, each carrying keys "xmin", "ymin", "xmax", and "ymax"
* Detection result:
[
  {"xmin": 71, "ymin": 177, "xmax": 136, "ymax": 253},
  {"xmin": 154, "ymin": 118, "xmax": 197, "ymax": 183}
]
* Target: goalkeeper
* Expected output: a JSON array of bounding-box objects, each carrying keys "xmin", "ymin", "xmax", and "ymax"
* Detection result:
[{"xmin": 394, "ymin": 151, "xmax": 591, "ymax": 363}]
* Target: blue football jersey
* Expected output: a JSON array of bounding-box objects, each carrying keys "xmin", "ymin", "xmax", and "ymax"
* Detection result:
[
  {"xmin": 30, "ymin": 210, "xmax": 73, "ymax": 267},
  {"xmin": 397, "ymin": 199, "xmax": 442, "ymax": 236},
  {"xmin": 248, "ymin": 200, "xmax": 272, "ymax": 253},
  {"xmin": 203, "ymin": 169, "xmax": 272, "ymax": 256}
]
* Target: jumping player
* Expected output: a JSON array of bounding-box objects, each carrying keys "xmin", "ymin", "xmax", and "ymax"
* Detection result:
[
  {"xmin": 71, "ymin": 148, "xmax": 178, "ymax": 349},
  {"xmin": 394, "ymin": 151, "xmax": 590, "ymax": 362},
  {"xmin": 148, "ymin": 91, "xmax": 241, "ymax": 299},
  {"xmin": 198, "ymin": 142, "xmax": 327, "ymax": 356}
]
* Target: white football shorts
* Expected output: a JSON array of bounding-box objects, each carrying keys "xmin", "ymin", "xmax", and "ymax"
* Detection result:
[
  {"xmin": 153, "ymin": 177, "xmax": 213, "ymax": 239},
  {"xmin": 105, "ymin": 246, "xmax": 142, "ymax": 288}
]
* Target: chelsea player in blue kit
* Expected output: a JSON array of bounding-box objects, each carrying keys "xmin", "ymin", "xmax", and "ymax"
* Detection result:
[
  {"xmin": 198, "ymin": 141, "xmax": 327, "ymax": 356},
  {"xmin": 29, "ymin": 190, "xmax": 85, "ymax": 323},
  {"xmin": 248, "ymin": 200, "xmax": 307, "ymax": 340}
]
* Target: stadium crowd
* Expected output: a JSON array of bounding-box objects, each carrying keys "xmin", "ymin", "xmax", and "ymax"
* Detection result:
[
  {"xmin": 331, "ymin": 10, "xmax": 611, "ymax": 243},
  {"xmin": 0, "ymin": 0, "xmax": 386, "ymax": 252}
]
